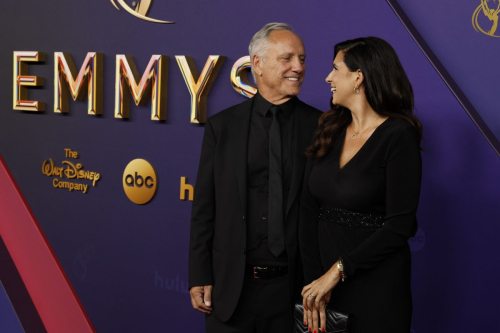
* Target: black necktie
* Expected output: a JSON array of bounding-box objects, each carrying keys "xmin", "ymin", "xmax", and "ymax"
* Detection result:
[{"xmin": 268, "ymin": 105, "xmax": 285, "ymax": 257}]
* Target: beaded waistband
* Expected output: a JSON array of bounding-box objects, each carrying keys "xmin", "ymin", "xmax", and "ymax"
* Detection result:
[{"xmin": 319, "ymin": 207, "xmax": 384, "ymax": 228}]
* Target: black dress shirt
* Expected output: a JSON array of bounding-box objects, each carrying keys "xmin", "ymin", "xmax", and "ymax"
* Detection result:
[{"xmin": 246, "ymin": 92, "xmax": 296, "ymax": 267}]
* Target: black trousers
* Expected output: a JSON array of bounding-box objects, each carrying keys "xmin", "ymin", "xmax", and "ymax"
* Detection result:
[{"xmin": 205, "ymin": 274, "xmax": 293, "ymax": 333}]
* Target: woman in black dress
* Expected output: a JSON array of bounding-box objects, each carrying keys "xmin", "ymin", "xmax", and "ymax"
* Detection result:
[{"xmin": 299, "ymin": 37, "xmax": 422, "ymax": 333}]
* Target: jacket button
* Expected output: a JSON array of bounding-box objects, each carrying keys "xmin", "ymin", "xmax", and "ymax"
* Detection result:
[
  {"xmin": 243, "ymin": 215, "xmax": 245, "ymax": 220},
  {"xmin": 242, "ymin": 248, "xmax": 246, "ymax": 255}
]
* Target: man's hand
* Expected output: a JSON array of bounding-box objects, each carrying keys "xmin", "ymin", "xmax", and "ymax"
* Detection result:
[{"xmin": 190, "ymin": 285, "xmax": 213, "ymax": 314}]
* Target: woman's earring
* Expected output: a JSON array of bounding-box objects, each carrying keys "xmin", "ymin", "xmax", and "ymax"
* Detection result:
[{"xmin": 354, "ymin": 85, "xmax": 360, "ymax": 94}]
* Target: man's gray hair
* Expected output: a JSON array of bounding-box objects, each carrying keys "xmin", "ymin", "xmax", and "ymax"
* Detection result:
[{"xmin": 248, "ymin": 23, "xmax": 294, "ymax": 79}]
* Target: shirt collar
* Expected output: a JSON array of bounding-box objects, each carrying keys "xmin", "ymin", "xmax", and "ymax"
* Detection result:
[{"xmin": 253, "ymin": 92, "xmax": 297, "ymax": 118}]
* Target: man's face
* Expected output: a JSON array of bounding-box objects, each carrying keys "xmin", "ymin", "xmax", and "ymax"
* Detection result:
[{"xmin": 253, "ymin": 30, "xmax": 306, "ymax": 104}]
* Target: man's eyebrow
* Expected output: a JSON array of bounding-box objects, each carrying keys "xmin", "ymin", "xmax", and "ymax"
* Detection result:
[{"xmin": 278, "ymin": 52, "xmax": 306, "ymax": 58}]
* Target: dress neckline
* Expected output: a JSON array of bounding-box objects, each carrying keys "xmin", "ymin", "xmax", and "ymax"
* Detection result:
[{"xmin": 339, "ymin": 117, "xmax": 393, "ymax": 170}]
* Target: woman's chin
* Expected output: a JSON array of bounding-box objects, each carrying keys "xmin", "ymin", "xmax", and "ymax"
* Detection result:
[{"xmin": 331, "ymin": 95, "xmax": 340, "ymax": 105}]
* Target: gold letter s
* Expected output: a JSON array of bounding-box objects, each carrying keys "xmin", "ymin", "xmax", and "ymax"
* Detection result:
[{"xmin": 231, "ymin": 56, "xmax": 257, "ymax": 98}]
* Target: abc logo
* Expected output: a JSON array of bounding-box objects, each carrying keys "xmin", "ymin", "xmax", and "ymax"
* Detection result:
[{"xmin": 123, "ymin": 159, "xmax": 157, "ymax": 205}]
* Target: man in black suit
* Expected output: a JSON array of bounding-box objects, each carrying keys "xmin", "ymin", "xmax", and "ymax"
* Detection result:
[{"xmin": 189, "ymin": 22, "xmax": 322, "ymax": 333}]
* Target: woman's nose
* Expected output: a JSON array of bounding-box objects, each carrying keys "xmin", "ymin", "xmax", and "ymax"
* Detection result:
[{"xmin": 325, "ymin": 71, "xmax": 332, "ymax": 83}]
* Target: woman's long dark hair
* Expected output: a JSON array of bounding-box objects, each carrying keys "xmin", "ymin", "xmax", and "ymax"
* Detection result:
[{"xmin": 306, "ymin": 37, "xmax": 422, "ymax": 161}]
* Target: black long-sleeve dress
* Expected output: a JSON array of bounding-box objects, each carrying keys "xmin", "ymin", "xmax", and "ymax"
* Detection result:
[{"xmin": 299, "ymin": 117, "xmax": 421, "ymax": 333}]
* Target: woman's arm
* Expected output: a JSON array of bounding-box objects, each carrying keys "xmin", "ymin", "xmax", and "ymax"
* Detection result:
[{"xmin": 342, "ymin": 125, "xmax": 422, "ymax": 276}]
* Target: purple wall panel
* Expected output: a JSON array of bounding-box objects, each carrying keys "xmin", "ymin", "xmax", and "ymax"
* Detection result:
[
  {"xmin": 397, "ymin": 0, "xmax": 500, "ymax": 141},
  {"xmin": 1, "ymin": 0, "xmax": 499, "ymax": 332},
  {"xmin": 0, "ymin": 282, "xmax": 24, "ymax": 333}
]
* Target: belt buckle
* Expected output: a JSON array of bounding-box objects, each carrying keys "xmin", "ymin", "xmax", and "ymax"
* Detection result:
[{"xmin": 253, "ymin": 266, "xmax": 267, "ymax": 279}]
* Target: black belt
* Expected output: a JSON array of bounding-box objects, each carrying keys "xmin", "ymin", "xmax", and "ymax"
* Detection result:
[{"xmin": 245, "ymin": 265, "xmax": 288, "ymax": 279}]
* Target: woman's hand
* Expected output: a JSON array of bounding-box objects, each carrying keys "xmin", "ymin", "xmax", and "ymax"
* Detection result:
[
  {"xmin": 302, "ymin": 293, "xmax": 330, "ymax": 333},
  {"xmin": 301, "ymin": 262, "xmax": 341, "ymax": 332}
]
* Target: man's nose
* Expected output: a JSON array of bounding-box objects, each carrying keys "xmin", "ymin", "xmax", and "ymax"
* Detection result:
[{"xmin": 291, "ymin": 59, "xmax": 305, "ymax": 73}]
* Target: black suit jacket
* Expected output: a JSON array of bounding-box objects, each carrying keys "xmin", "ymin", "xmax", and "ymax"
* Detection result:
[{"xmin": 189, "ymin": 96, "xmax": 322, "ymax": 322}]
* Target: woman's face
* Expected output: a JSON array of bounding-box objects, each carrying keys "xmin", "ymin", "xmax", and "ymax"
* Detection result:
[{"xmin": 325, "ymin": 51, "xmax": 357, "ymax": 107}]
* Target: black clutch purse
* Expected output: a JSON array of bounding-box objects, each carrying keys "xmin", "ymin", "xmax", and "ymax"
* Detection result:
[{"xmin": 293, "ymin": 302, "xmax": 353, "ymax": 333}]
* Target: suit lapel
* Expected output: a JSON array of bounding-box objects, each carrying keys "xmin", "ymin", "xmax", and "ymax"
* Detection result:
[
  {"xmin": 285, "ymin": 101, "xmax": 313, "ymax": 219},
  {"xmin": 228, "ymin": 98, "xmax": 253, "ymax": 215}
]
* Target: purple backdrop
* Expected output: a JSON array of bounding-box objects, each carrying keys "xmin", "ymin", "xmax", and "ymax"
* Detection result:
[
  {"xmin": 0, "ymin": 282, "xmax": 23, "ymax": 332},
  {"xmin": 1, "ymin": 0, "xmax": 499, "ymax": 332},
  {"xmin": 397, "ymin": 0, "xmax": 500, "ymax": 143}
]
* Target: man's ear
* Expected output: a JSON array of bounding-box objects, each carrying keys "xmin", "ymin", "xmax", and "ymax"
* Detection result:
[{"xmin": 252, "ymin": 54, "xmax": 262, "ymax": 76}]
